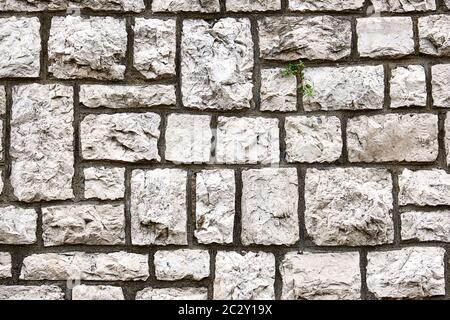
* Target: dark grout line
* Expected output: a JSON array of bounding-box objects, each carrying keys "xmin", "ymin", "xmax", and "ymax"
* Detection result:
[{"xmin": 233, "ymin": 170, "xmax": 243, "ymax": 246}]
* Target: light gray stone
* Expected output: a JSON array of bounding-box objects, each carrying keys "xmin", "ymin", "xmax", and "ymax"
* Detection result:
[
  {"xmin": 289, "ymin": 0, "xmax": 365, "ymax": 11},
  {"xmin": 419, "ymin": 15, "xmax": 450, "ymax": 56},
  {"xmin": 367, "ymin": 247, "xmax": 446, "ymax": 299},
  {"xmin": 305, "ymin": 168, "xmax": 394, "ymax": 246},
  {"xmin": 259, "ymin": 16, "xmax": 352, "ymax": 61},
  {"xmin": 0, "ymin": 121, "xmax": 3, "ymax": 161},
  {"xmin": 134, "ymin": 19, "xmax": 176, "ymax": 79},
  {"xmin": 195, "ymin": 169, "xmax": 235, "ymax": 244},
  {"xmin": 0, "ymin": 86, "xmax": 6, "ymax": 115},
  {"xmin": 182, "ymin": 18, "xmax": 254, "ymax": 110},
  {"xmin": 136, "ymin": 287, "xmax": 208, "ymax": 300},
  {"xmin": 165, "ymin": 114, "xmax": 212, "ymax": 164},
  {"xmin": 152, "ymin": 0, "xmax": 220, "ymax": 12},
  {"xmin": 285, "ymin": 116, "xmax": 342, "ymax": 163},
  {"xmin": 241, "ymin": 168, "xmax": 299, "ymax": 246},
  {"xmin": 72, "ymin": 285, "xmax": 125, "ymax": 300},
  {"xmin": 280, "ymin": 252, "xmax": 361, "ymax": 300},
  {"xmin": 131, "ymin": 169, "xmax": 187, "ymax": 245},
  {"xmin": 0, "ymin": 206, "xmax": 37, "ymax": 245},
  {"xmin": 357, "ymin": 17, "xmax": 414, "ymax": 58},
  {"xmin": 42, "ymin": 204, "xmax": 125, "ymax": 246},
  {"xmin": 390, "ymin": 65, "xmax": 427, "ymax": 108},
  {"xmin": 80, "ymin": 85, "xmax": 176, "ymax": 109},
  {"xmin": 0, "ymin": 17, "xmax": 40, "ymax": 78},
  {"xmin": 227, "ymin": 0, "xmax": 281, "ymax": 11},
  {"xmin": 216, "ymin": 117, "xmax": 279, "ymax": 164},
  {"xmin": 0, "ymin": 253, "xmax": 11, "ymax": 279},
  {"xmin": 402, "ymin": 210, "xmax": 450, "ymax": 242},
  {"xmin": 0, "ymin": 286, "xmax": 64, "ymax": 300},
  {"xmin": 446, "ymin": 115, "xmax": 450, "ymax": 163},
  {"xmin": 399, "ymin": 169, "xmax": 450, "ymax": 206},
  {"xmin": 21, "ymin": 252, "xmax": 149, "ymax": 281},
  {"xmin": 432, "ymin": 64, "xmax": 450, "ymax": 107},
  {"xmin": 11, "ymin": 84, "xmax": 74, "ymax": 202},
  {"xmin": 347, "ymin": 114, "xmax": 438, "ymax": 162},
  {"xmin": 303, "ymin": 65, "xmax": 384, "ymax": 111},
  {"xmin": 80, "ymin": 113, "xmax": 160, "ymax": 162},
  {"xmin": 154, "ymin": 250, "xmax": 210, "ymax": 281},
  {"xmin": 214, "ymin": 251, "xmax": 275, "ymax": 300},
  {"xmin": 49, "ymin": 16, "xmax": 127, "ymax": 80},
  {"xmin": 372, "ymin": 0, "xmax": 436, "ymax": 12},
  {"xmin": 260, "ymin": 68, "xmax": 297, "ymax": 112},
  {"xmin": 0, "ymin": 0, "xmax": 145, "ymax": 11},
  {"xmin": 84, "ymin": 167, "xmax": 125, "ymax": 200}
]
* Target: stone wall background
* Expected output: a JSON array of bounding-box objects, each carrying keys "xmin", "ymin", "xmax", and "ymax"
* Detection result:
[{"xmin": 0, "ymin": 0, "xmax": 449, "ymax": 300}]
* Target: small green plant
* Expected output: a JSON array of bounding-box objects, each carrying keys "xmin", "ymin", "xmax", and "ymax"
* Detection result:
[{"xmin": 281, "ymin": 60, "xmax": 315, "ymax": 98}]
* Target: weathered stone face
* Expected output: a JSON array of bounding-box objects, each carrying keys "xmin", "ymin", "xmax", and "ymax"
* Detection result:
[
  {"xmin": 227, "ymin": 0, "xmax": 281, "ymax": 11},
  {"xmin": 280, "ymin": 252, "xmax": 361, "ymax": 300},
  {"xmin": 214, "ymin": 251, "xmax": 275, "ymax": 300},
  {"xmin": 0, "ymin": 206, "xmax": 37, "ymax": 244},
  {"xmin": 0, "ymin": 286, "xmax": 64, "ymax": 300},
  {"xmin": 367, "ymin": 247, "xmax": 446, "ymax": 299},
  {"xmin": 136, "ymin": 287, "xmax": 208, "ymax": 300},
  {"xmin": 0, "ymin": 0, "xmax": 146, "ymax": 11},
  {"xmin": 419, "ymin": 15, "xmax": 450, "ymax": 56},
  {"xmin": 84, "ymin": 167, "xmax": 125, "ymax": 200},
  {"xmin": 390, "ymin": 65, "xmax": 427, "ymax": 108},
  {"xmin": 152, "ymin": 0, "xmax": 220, "ymax": 12},
  {"xmin": 259, "ymin": 16, "xmax": 352, "ymax": 61},
  {"xmin": 289, "ymin": 0, "xmax": 365, "ymax": 11},
  {"xmin": 154, "ymin": 250, "xmax": 210, "ymax": 281},
  {"xmin": 432, "ymin": 64, "xmax": 450, "ymax": 107},
  {"xmin": 72, "ymin": 285, "xmax": 125, "ymax": 300},
  {"xmin": 0, "ymin": 86, "xmax": 6, "ymax": 115},
  {"xmin": 371, "ymin": 0, "xmax": 436, "ymax": 12},
  {"xmin": 401, "ymin": 210, "xmax": 450, "ymax": 242},
  {"xmin": 0, "ymin": 253, "xmax": 11, "ymax": 279},
  {"xmin": 182, "ymin": 18, "xmax": 254, "ymax": 110},
  {"xmin": 130, "ymin": 169, "xmax": 187, "ymax": 245},
  {"xmin": 260, "ymin": 68, "xmax": 297, "ymax": 112},
  {"xmin": 305, "ymin": 168, "xmax": 394, "ymax": 246},
  {"xmin": 48, "ymin": 16, "xmax": 127, "ymax": 80}
]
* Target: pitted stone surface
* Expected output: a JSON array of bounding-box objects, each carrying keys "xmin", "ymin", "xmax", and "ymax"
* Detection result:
[
  {"xmin": 289, "ymin": 0, "xmax": 365, "ymax": 11},
  {"xmin": 0, "ymin": 286, "xmax": 64, "ymax": 300},
  {"xmin": 152, "ymin": 0, "xmax": 220, "ymax": 12},
  {"xmin": 136, "ymin": 287, "xmax": 208, "ymax": 300},
  {"xmin": 84, "ymin": 167, "xmax": 125, "ymax": 200},
  {"xmin": 0, "ymin": 253, "xmax": 11, "ymax": 279},
  {"xmin": 419, "ymin": 15, "xmax": 450, "ymax": 56},
  {"xmin": 42, "ymin": 204, "xmax": 125, "ymax": 246},
  {"xmin": 432, "ymin": 64, "xmax": 450, "ymax": 107},
  {"xmin": 372, "ymin": 0, "xmax": 436, "ymax": 12},
  {"xmin": 305, "ymin": 168, "xmax": 394, "ymax": 246},
  {"xmin": 0, "ymin": 206, "xmax": 37, "ymax": 244},
  {"xmin": 48, "ymin": 16, "xmax": 127, "ymax": 80},
  {"xmin": 227, "ymin": 0, "xmax": 281, "ymax": 11},
  {"xmin": 260, "ymin": 68, "xmax": 297, "ymax": 112},
  {"xmin": 390, "ymin": 65, "xmax": 427, "ymax": 108},
  {"xmin": 195, "ymin": 170, "xmax": 235, "ymax": 244},
  {"xmin": 402, "ymin": 210, "xmax": 450, "ymax": 242},
  {"xmin": 280, "ymin": 252, "xmax": 361, "ymax": 300},
  {"xmin": 0, "ymin": 86, "xmax": 6, "ymax": 115},
  {"xmin": 182, "ymin": 18, "xmax": 254, "ymax": 110},
  {"xmin": 72, "ymin": 285, "xmax": 125, "ymax": 300},
  {"xmin": 0, "ymin": 0, "xmax": 145, "ymax": 11},
  {"xmin": 154, "ymin": 250, "xmax": 210, "ymax": 281}
]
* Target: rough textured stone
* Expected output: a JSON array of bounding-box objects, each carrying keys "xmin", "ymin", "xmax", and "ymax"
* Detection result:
[
  {"xmin": 0, "ymin": 253, "xmax": 11, "ymax": 278},
  {"xmin": 80, "ymin": 113, "xmax": 160, "ymax": 162},
  {"xmin": 134, "ymin": 19, "xmax": 176, "ymax": 79},
  {"xmin": 84, "ymin": 167, "xmax": 125, "ymax": 200},
  {"xmin": 0, "ymin": 86, "xmax": 6, "ymax": 115},
  {"xmin": 42, "ymin": 204, "xmax": 125, "ymax": 246},
  {"xmin": 259, "ymin": 16, "xmax": 352, "ymax": 61},
  {"xmin": 357, "ymin": 17, "xmax": 414, "ymax": 58},
  {"xmin": 72, "ymin": 285, "xmax": 125, "ymax": 300},
  {"xmin": 131, "ymin": 169, "xmax": 187, "ymax": 245},
  {"xmin": 367, "ymin": 247, "xmax": 446, "ymax": 299},
  {"xmin": 214, "ymin": 251, "xmax": 275, "ymax": 300},
  {"xmin": 80, "ymin": 85, "xmax": 176, "ymax": 109},
  {"xmin": 289, "ymin": 0, "xmax": 364, "ymax": 11},
  {"xmin": 0, "ymin": 286, "xmax": 64, "ymax": 300},
  {"xmin": 419, "ymin": 15, "xmax": 450, "ymax": 56},
  {"xmin": 305, "ymin": 168, "xmax": 394, "ymax": 246},
  {"xmin": 0, "ymin": 121, "xmax": 3, "ymax": 161},
  {"xmin": 48, "ymin": 16, "xmax": 127, "ymax": 80},
  {"xmin": 280, "ymin": 252, "xmax": 361, "ymax": 300},
  {"xmin": 285, "ymin": 116, "xmax": 342, "ymax": 163},
  {"xmin": 260, "ymin": 68, "xmax": 297, "ymax": 112},
  {"xmin": 402, "ymin": 210, "xmax": 450, "ymax": 242},
  {"xmin": 21, "ymin": 252, "xmax": 149, "ymax": 281},
  {"xmin": 216, "ymin": 117, "xmax": 279, "ymax": 164},
  {"xmin": 152, "ymin": 0, "xmax": 220, "ymax": 12},
  {"xmin": 227, "ymin": 0, "xmax": 281, "ymax": 11},
  {"xmin": 165, "ymin": 114, "xmax": 212, "ymax": 164},
  {"xmin": 0, "ymin": 0, "xmax": 145, "ymax": 11},
  {"xmin": 432, "ymin": 64, "xmax": 450, "ymax": 107},
  {"xmin": 303, "ymin": 66, "xmax": 384, "ymax": 111},
  {"xmin": 372, "ymin": 0, "xmax": 436, "ymax": 12},
  {"xmin": 195, "ymin": 170, "xmax": 235, "ymax": 244},
  {"xmin": 154, "ymin": 250, "xmax": 210, "ymax": 281},
  {"xmin": 136, "ymin": 287, "xmax": 208, "ymax": 300},
  {"xmin": 399, "ymin": 169, "xmax": 450, "ymax": 206},
  {"xmin": 0, "ymin": 17, "xmax": 40, "ymax": 78},
  {"xmin": 446, "ymin": 116, "xmax": 450, "ymax": 162},
  {"xmin": 182, "ymin": 18, "xmax": 254, "ymax": 110},
  {"xmin": 347, "ymin": 114, "xmax": 438, "ymax": 162},
  {"xmin": 11, "ymin": 84, "xmax": 74, "ymax": 202},
  {"xmin": 241, "ymin": 168, "xmax": 299, "ymax": 245},
  {"xmin": 0, "ymin": 206, "xmax": 37, "ymax": 245},
  {"xmin": 390, "ymin": 65, "xmax": 427, "ymax": 108}
]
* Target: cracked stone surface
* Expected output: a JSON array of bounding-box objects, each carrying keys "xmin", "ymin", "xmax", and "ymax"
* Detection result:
[
  {"xmin": 372, "ymin": 0, "xmax": 436, "ymax": 12},
  {"xmin": 80, "ymin": 113, "xmax": 160, "ymax": 162},
  {"xmin": 0, "ymin": 286, "xmax": 64, "ymax": 300},
  {"xmin": 154, "ymin": 250, "xmax": 210, "ymax": 281},
  {"xmin": 136, "ymin": 287, "xmax": 208, "ymax": 300},
  {"xmin": 72, "ymin": 285, "xmax": 125, "ymax": 300},
  {"xmin": 0, "ymin": 206, "xmax": 37, "ymax": 245},
  {"xmin": 390, "ymin": 65, "xmax": 427, "ymax": 108},
  {"xmin": 401, "ymin": 210, "xmax": 450, "ymax": 242},
  {"xmin": 289, "ymin": 0, "xmax": 365, "ymax": 11},
  {"xmin": 48, "ymin": 16, "xmax": 127, "ymax": 80},
  {"xmin": 0, "ymin": 0, "xmax": 145, "ymax": 11},
  {"xmin": 367, "ymin": 247, "xmax": 446, "ymax": 299},
  {"xmin": 130, "ymin": 169, "xmax": 187, "ymax": 245},
  {"xmin": 305, "ymin": 168, "xmax": 394, "ymax": 246},
  {"xmin": 214, "ymin": 251, "xmax": 275, "ymax": 300},
  {"xmin": 260, "ymin": 68, "xmax": 297, "ymax": 112},
  {"xmin": 432, "ymin": 64, "xmax": 450, "ymax": 107},
  {"xmin": 419, "ymin": 15, "xmax": 450, "ymax": 56},
  {"xmin": 84, "ymin": 167, "xmax": 125, "ymax": 200},
  {"xmin": 280, "ymin": 252, "xmax": 361, "ymax": 300},
  {"xmin": 152, "ymin": 0, "xmax": 220, "ymax": 12},
  {"xmin": 241, "ymin": 168, "xmax": 299, "ymax": 245},
  {"xmin": 0, "ymin": 253, "xmax": 11, "ymax": 279},
  {"xmin": 195, "ymin": 170, "xmax": 235, "ymax": 244},
  {"xmin": 42, "ymin": 204, "xmax": 125, "ymax": 246},
  {"xmin": 182, "ymin": 18, "xmax": 254, "ymax": 110},
  {"xmin": 227, "ymin": 0, "xmax": 281, "ymax": 11}
]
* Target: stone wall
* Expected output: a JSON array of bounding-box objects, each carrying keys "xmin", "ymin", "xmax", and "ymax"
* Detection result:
[{"xmin": 0, "ymin": 0, "xmax": 449, "ymax": 300}]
